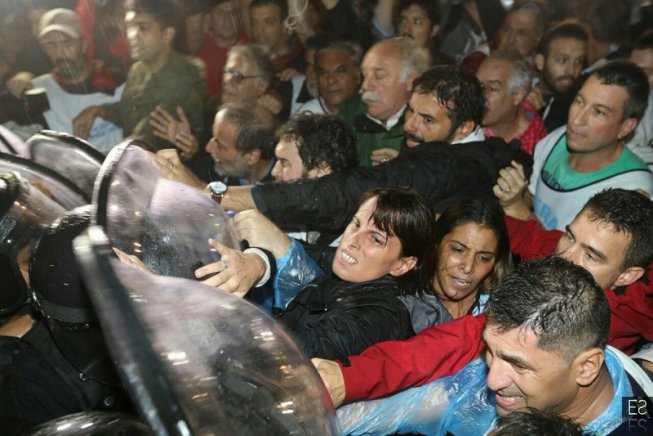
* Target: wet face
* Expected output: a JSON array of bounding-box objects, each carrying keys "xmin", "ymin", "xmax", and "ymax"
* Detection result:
[
  {"xmin": 477, "ymin": 58, "xmax": 520, "ymax": 128},
  {"xmin": 222, "ymin": 51, "xmax": 266, "ymax": 103},
  {"xmin": 209, "ymin": 1, "xmax": 239, "ymax": 42},
  {"xmin": 316, "ymin": 48, "xmax": 360, "ymax": 113},
  {"xmin": 556, "ymin": 210, "xmax": 630, "ymax": 289},
  {"xmin": 484, "ymin": 324, "xmax": 579, "ymax": 417},
  {"xmin": 539, "ymin": 37, "xmax": 587, "ymax": 94},
  {"xmin": 566, "ymin": 76, "xmax": 636, "ymax": 154},
  {"xmin": 630, "ymin": 48, "xmax": 653, "ymax": 88},
  {"xmin": 497, "ymin": 10, "xmax": 540, "ymax": 57},
  {"xmin": 397, "ymin": 4, "xmax": 437, "ymax": 49},
  {"xmin": 271, "ymin": 138, "xmax": 304, "ymax": 181},
  {"xmin": 433, "ymin": 223, "xmax": 498, "ymax": 309},
  {"xmin": 125, "ymin": 11, "xmax": 172, "ymax": 64},
  {"xmin": 250, "ymin": 4, "xmax": 286, "ymax": 54},
  {"xmin": 332, "ymin": 197, "xmax": 413, "ymax": 283},
  {"xmin": 39, "ymin": 31, "xmax": 86, "ymax": 77},
  {"xmin": 360, "ymin": 43, "xmax": 412, "ymax": 122},
  {"xmin": 205, "ymin": 111, "xmax": 249, "ymax": 178},
  {"xmin": 403, "ymin": 92, "xmax": 454, "ymax": 147}
]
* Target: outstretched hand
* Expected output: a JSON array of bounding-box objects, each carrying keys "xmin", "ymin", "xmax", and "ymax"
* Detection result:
[
  {"xmin": 195, "ymin": 238, "xmax": 266, "ymax": 297},
  {"xmin": 149, "ymin": 105, "xmax": 198, "ymax": 160}
]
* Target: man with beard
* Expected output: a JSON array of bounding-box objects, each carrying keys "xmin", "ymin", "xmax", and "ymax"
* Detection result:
[
  {"xmin": 157, "ymin": 101, "xmax": 278, "ymax": 188},
  {"xmin": 530, "ymin": 20, "xmax": 589, "ymax": 132},
  {"xmin": 73, "ymin": 0, "xmax": 206, "ymax": 152},
  {"xmin": 30, "ymin": 8, "xmax": 124, "ymax": 152}
]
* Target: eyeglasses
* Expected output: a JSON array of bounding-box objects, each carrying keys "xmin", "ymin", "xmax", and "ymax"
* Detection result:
[{"xmin": 223, "ymin": 67, "xmax": 260, "ymax": 84}]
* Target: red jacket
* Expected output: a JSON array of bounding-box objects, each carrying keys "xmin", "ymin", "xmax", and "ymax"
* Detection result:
[{"xmin": 340, "ymin": 216, "xmax": 653, "ymax": 402}]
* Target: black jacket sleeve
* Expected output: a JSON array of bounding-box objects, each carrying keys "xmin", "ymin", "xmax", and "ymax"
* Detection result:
[{"xmin": 253, "ymin": 139, "xmax": 526, "ymax": 233}]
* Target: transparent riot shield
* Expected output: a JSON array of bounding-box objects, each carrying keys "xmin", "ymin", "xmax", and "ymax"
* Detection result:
[
  {"xmin": 26, "ymin": 130, "xmax": 104, "ymax": 198},
  {"xmin": 0, "ymin": 171, "xmax": 67, "ymax": 316},
  {"xmin": 73, "ymin": 226, "xmax": 339, "ymax": 435},
  {"xmin": 93, "ymin": 142, "xmax": 239, "ymax": 279},
  {"xmin": 0, "ymin": 152, "xmax": 89, "ymax": 209}
]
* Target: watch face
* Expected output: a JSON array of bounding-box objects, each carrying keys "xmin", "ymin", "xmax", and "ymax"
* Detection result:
[{"xmin": 208, "ymin": 181, "xmax": 228, "ymax": 202}]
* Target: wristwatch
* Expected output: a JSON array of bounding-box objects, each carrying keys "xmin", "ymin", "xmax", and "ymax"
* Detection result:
[{"xmin": 207, "ymin": 181, "xmax": 228, "ymax": 204}]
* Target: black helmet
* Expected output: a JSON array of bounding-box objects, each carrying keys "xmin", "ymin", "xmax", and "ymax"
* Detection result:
[{"xmin": 30, "ymin": 205, "xmax": 120, "ymax": 387}]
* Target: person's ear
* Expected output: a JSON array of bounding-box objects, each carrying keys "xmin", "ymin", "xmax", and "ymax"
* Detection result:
[
  {"xmin": 574, "ymin": 347, "xmax": 605, "ymax": 387},
  {"xmin": 244, "ymin": 148, "xmax": 262, "ymax": 165},
  {"xmin": 256, "ymin": 79, "xmax": 270, "ymax": 96},
  {"xmin": 450, "ymin": 120, "xmax": 476, "ymax": 142},
  {"xmin": 163, "ymin": 27, "xmax": 176, "ymax": 45},
  {"xmin": 613, "ymin": 265, "xmax": 645, "ymax": 287},
  {"xmin": 430, "ymin": 25, "xmax": 441, "ymax": 38},
  {"xmin": 306, "ymin": 163, "xmax": 332, "ymax": 179},
  {"xmin": 512, "ymin": 86, "xmax": 527, "ymax": 106},
  {"xmin": 535, "ymin": 53, "xmax": 545, "ymax": 72},
  {"xmin": 617, "ymin": 118, "xmax": 638, "ymax": 141},
  {"xmin": 388, "ymin": 256, "xmax": 417, "ymax": 277}
]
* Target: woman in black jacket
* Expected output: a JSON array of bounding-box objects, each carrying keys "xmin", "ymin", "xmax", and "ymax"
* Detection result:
[{"xmin": 278, "ymin": 187, "xmax": 440, "ymax": 360}]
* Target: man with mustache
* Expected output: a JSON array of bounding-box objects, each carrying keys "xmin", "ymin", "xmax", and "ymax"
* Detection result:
[
  {"xmin": 28, "ymin": 8, "xmax": 124, "ymax": 152},
  {"xmin": 338, "ymin": 37, "xmax": 429, "ymax": 167},
  {"xmin": 530, "ymin": 20, "xmax": 590, "ymax": 132}
]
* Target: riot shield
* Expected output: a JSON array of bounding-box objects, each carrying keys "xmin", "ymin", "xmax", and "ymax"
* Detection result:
[
  {"xmin": 0, "ymin": 125, "xmax": 30, "ymax": 158},
  {"xmin": 93, "ymin": 142, "xmax": 239, "ymax": 279},
  {"xmin": 73, "ymin": 226, "xmax": 339, "ymax": 435}
]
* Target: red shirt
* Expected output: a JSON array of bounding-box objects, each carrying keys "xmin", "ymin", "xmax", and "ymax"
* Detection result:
[
  {"xmin": 197, "ymin": 32, "xmax": 248, "ymax": 97},
  {"xmin": 483, "ymin": 99, "xmax": 547, "ymax": 155}
]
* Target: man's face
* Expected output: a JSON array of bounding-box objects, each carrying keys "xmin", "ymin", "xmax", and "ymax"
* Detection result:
[
  {"xmin": 125, "ymin": 11, "xmax": 170, "ymax": 64},
  {"xmin": 271, "ymin": 138, "xmax": 304, "ymax": 181},
  {"xmin": 360, "ymin": 44, "xmax": 412, "ymax": 122},
  {"xmin": 630, "ymin": 48, "xmax": 653, "ymax": 88},
  {"xmin": 304, "ymin": 48, "xmax": 318, "ymax": 97},
  {"xmin": 538, "ymin": 37, "xmax": 587, "ymax": 94},
  {"xmin": 403, "ymin": 91, "xmax": 454, "ymax": 147},
  {"xmin": 209, "ymin": 1, "xmax": 239, "ymax": 42},
  {"xmin": 250, "ymin": 4, "xmax": 286, "ymax": 54},
  {"xmin": 397, "ymin": 4, "xmax": 437, "ymax": 49},
  {"xmin": 497, "ymin": 10, "xmax": 540, "ymax": 57},
  {"xmin": 566, "ymin": 76, "xmax": 635, "ymax": 154},
  {"xmin": 556, "ymin": 210, "xmax": 630, "ymax": 289},
  {"xmin": 477, "ymin": 58, "xmax": 519, "ymax": 129},
  {"xmin": 205, "ymin": 112, "xmax": 249, "ymax": 178},
  {"xmin": 39, "ymin": 31, "xmax": 86, "ymax": 77},
  {"xmin": 222, "ymin": 52, "xmax": 265, "ymax": 103},
  {"xmin": 484, "ymin": 324, "xmax": 579, "ymax": 417},
  {"xmin": 316, "ymin": 48, "xmax": 360, "ymax": 112}
]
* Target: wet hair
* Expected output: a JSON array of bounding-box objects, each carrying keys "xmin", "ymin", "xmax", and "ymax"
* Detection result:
[
  {"xmin": 486, "ymin": 49, "xmax": 533, "ymax": 98},
  {"xmin": 376, "ymin": 37, "xmax": 430, "ymax": 83},
  {"xmin": 124, "ymin": 0, "xmax": 181, "ymax": 31},
  {"xmin": 356, "ymin": 188, "xmax": 437, "ymax": 294},
  {"xmin": 536, "ymin": 20, "xmax": 589, "ymax": 58},
  {"xmin": 276, "ymin": 113, "xmax": 358, "ymax": 175},
  {"xmin": 590, "ymin": 60, "xmax": 650, "ymax": 121},
  {"xmin": 492, "ymin": 408, "xmax": 583, "ymax": 435},
  {"xmin": 250, "ymin": 0, "xmax": 288, "ymax": 21},
  {"xmin": 218, "ymin": 102, "xmax": 279, "ymax": 160},
  {"xmin": 411, "ymin": 65, "xmax": 485, "ymax": 134},
  {"xmin": 315, "ymin": 39, "xmax": 363, "ymax": 68},
  {"xmin": 486, "ymin": 256, "xmax": 611, "ymax": 363},
  {"xmin": 436, "ymin": 198, "xmax": 512, "ymax": 296},
  {"xmin": 227, "ymin": 43, "xmax": 275, "ymax": 85},
  {"xmin": 395, "ymin": 0, "xmax": 441, "ymax": 27},
  {"xmin": 579, "ymin": 189, "xmax": 653, "ymax": 269}
]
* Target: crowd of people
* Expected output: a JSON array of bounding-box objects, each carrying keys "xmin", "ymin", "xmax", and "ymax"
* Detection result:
[{"xmin": 1, "ymin": 0, "xmax": 653, "ymax": 434}]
